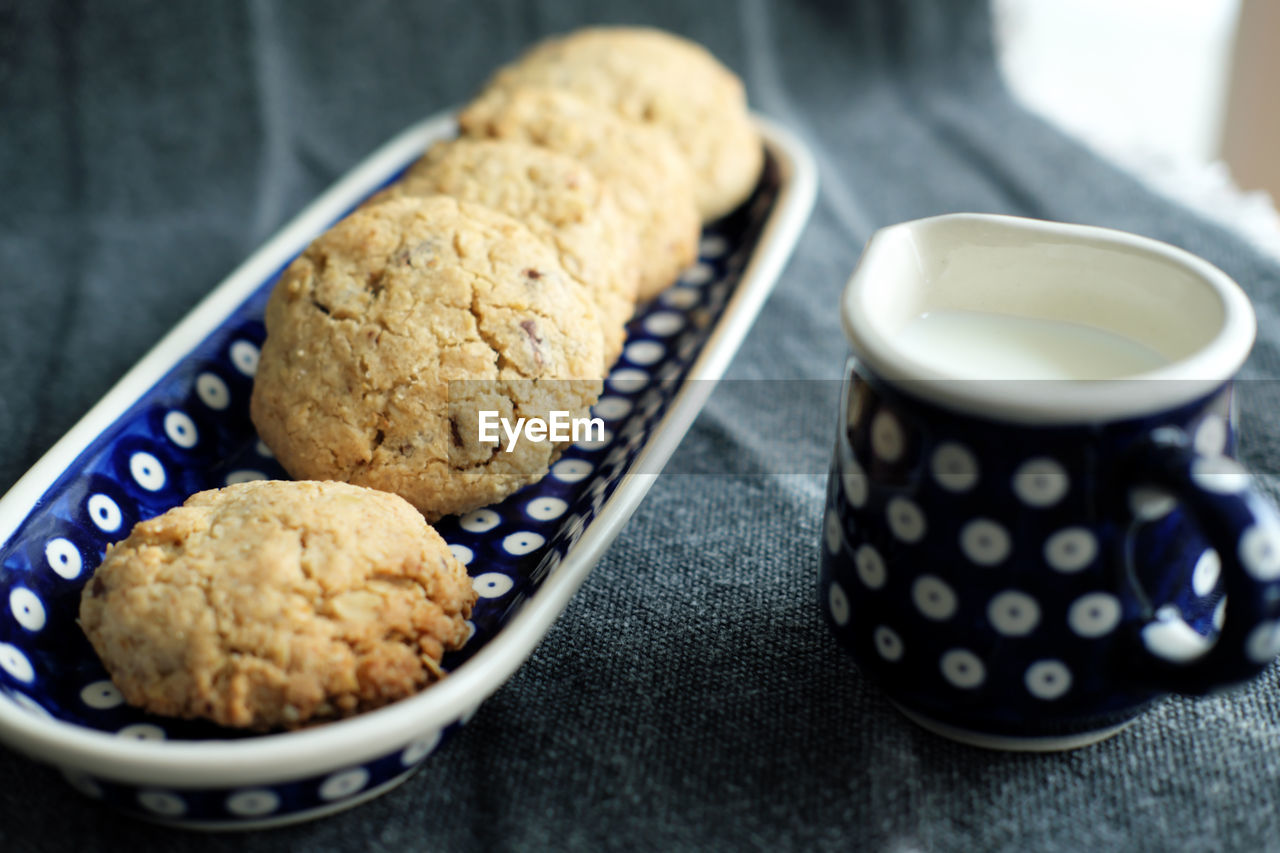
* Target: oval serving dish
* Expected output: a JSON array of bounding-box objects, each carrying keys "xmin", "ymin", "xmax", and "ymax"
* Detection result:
[{"xmin": 0, "ymin": 109, "xmax": 816, "ymax": 829}]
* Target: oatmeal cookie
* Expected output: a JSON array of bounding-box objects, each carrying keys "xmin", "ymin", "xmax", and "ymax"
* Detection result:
[
  {"xmin": 383, "ymin": 137, "xmax": 637, "ymax": 364},
  {"xmin": 476, "ymin": 26, "xmax": 763, "ymax": 221},
  {"xmin": 459, "ymin": 85, "xmax": 698, "ymax": 300},
  {"xmin": 250, "ymin": 194, "xmax": 604, "ymax": 520},
  {"xmin": 78, "ymin": 479, "xmax": 476, "ymax": 730}
]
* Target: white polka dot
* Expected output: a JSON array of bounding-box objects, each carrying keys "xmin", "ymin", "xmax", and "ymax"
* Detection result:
[
  {"xmin": 1240, "ymin": 522, "xmax": 1280, "ymax": 580},
  {"xmin": 682, "ymin": 261, "xmax": 715, "ymax": 285},
  {"xmin": 624, "ymin": 340, "xmax": 666, "ymax": 366},
  {"xmin": 1025, "ymin": 660, "xmax": 1072, "ymax": 700},
  {"xmin": 604, "ymin": 446, "xmax": 629, "ymax": 469},
  {"xmin": 1192, "ymin": 549, "xmax": 1221, "ymax": 597},
  {"xmin": 566, "ymin": 511, "xmax": 586, "ymax": 532},
  {"xmin": 551, "ymin": 458, "xmax": 593, "ymax": 483},
  {"xmin": 255, "ymin": 439, "xmax": 274, "ymax": 457},
  {"xmin": 224, "ymin": 469, "xmax": 268, "ymax": 486},
  {"xmin": 575, "ymin": 426, "xmax": 612, "ymax": 451},
  {"xmin": 661, "ymin": 287, "xmax": 700, "ymax": 309},
  {"xmin": 61, "ymin": 769, "xmax": 103, "ymax": 800},
  {"xmin": 118, "ymin": 724, "xmax": 166, "ymax": 741},
  {"xmin": 873, "ymin": 625, "xmax": 904, "ymax": 661},
  {"xmin": 823, "ymin": 509, "xmax": 843, "ymax": 555},
  {"xmin": 828, "ymin": 581, "xmax": 850, "ymax": 626},
  {"xmin": 870, "ymin": 410, "xmax": 905, "ymax": 463},
  {"xmin": 608, "ymin": 369, "xmax": 650, "ymax": 394},
  {"xmin": 226, "ymin": 788, "xmax": 280, "ymax": 817},
  {"xmin": 1044, "ymin": 527, "xmax": 1098, "ymax": 573},
  {"xmin": 644, "ymin": 311, "xmax": 686, "ymax": 337},
  {"xmin": 502, "ymin": 531, "xmax": 545, "ymax": 556},
  {"xmin": 846, "ymin": 387, "xmax": 867, "ymax": 430},
  {"xmin": 1194, "ymin": 415, "xmax": 1228, "ymax": 457},
  {"xmin": 463, "ymin": 620, "xmax": 477, "ymax": 643},
  {"xmin": 621, "ymin": 417, "xmax": 644, "ymax": 442},
  {"xmin": 912, "ymin": 575, "xmax": 957, "ymax": 621},
  {"xmin": 987, "ymin": 590, "xmax": 1040, "ymax": 636},
  {"xmin": 1143, "ymin": 605, "xmax": 1213, "ymax": 662},
  {"xmin": 10, "ymin": 692, "xmax": 50, "ymax": 718},
  {"xmin": 9, "ymin": 588, "xmax": 45, "ymax": 632},
  {"xmin": 931, "ymin": 442, "xmax": 978, "ymax": 492},
  {"xmin": 80, "ymin": 680, "xmax": 124, "ymax": 709},
  {"xmin": 0, "ymin": 644, "xmax": 34, "ymax": 683},
  {"xmin": 1246, "ymin": 621, "xmax": 1280, "ymax": 664},
  {"xmin": 940, "ymin": 649, "xmax": 985, "ymax": 689},
  {"xmin": 594, "ymin": 396, "xmax": 633, "ymax": 421},
  {"xmin": 539, "ymin": 551, "xmax": 563, "ymax": 577},
  {"xmin": 137, "ymin": 790, "xmax": 186, "ymax": 817},
  {"xmin": 1068, "ymin": 592, "xmax": 1123, "ymax": 638},
  {"xmin": 45, "ymin": 538, "xmax": 82, "ymax": 580},
  {"xmin": 886, "ymin": 497, "xmax": 926, "ymax": 544},
  {"xmin": 959, "ymin": 519, "xmax": 1011, "ymax": 566},
  {"xmin": 699, "ymin": 235, "xmax": 729, "ymax": 258},
  {"xmin": 1191, "ymin": 455, "xmax": 1251, "ymax": 494},
  {"xmin": 472, "ymin": 572, "xmax": 514, "ymax": 599},
  {"xmin": 526, "ymin": 497, "xmax": 568, "ymax": 521},
  {"xmin": 1129, "ymin": 486, "xmax": 1177, "ymax": 520},
  {"xmin": 401, "ymin": 730, "xmax": 442, "ymax": 766},
  {"xmin": 319, "ymin": 768, "xmax": 369, "ymax": 801},
  {"xmin": 128, "ymin": 451, "xmax": 166, "ymax": 492},
  {"xmin": 448, "ymin": 544, "xmax": 474, "ymax": 566},
  {"xmin": 1214, "ymin": 597, "xmax": 1227, "ymax": 630},
  {"xmin": 163, "ymin": 410, "xmax": 198, "ymax": 449},
  {"xmin": 195, "ymin": 372, "xmax": 230, "ymax": 410},
  {"xmin": 1012, "ymin": 457, "xmax": 1069, "ymax": 507},
  {"xmin": 229, "ymin": 340, "xmax": 260, "ymax": 377},
  {"xmin": 841, "ymin": 454, "xmax": 868, "ymax": 508},
  {"xmin": 87, "ymin": 494, "xmax": 122, "ymax": 533},
  {"xmin": 854, "ymin": 543, "xmax": 887, "ymax": 589},
  {"xmin": 1149, "ymin": 425, "xmax": 1185, "ymax": 446},
  {"xmin": 459, "ymin": 508, "xmax": 501, "ymax": 533}
]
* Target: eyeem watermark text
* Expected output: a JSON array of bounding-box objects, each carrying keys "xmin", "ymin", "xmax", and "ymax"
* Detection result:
[{"xmin": 478, "ymin": 410, "xmax": 604, "ymax": 452}]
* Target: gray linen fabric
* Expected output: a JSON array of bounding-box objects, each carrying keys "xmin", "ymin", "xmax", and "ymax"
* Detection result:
[{"xmin": 3, "ymin": 1, "xmax": 1280, "ymax": 850}]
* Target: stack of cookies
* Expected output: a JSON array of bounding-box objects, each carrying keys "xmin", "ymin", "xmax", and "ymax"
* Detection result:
[
  {"xmin": 251, "ymin": 25, "xmax": 763, "ymax": 523},
  {"xmin": 80, "ymin": 27, "xmax": 763, "ymax": 731}
]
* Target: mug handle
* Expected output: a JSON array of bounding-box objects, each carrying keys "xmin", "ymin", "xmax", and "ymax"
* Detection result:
[{"xmin": 1118, "ymin": 428, "xmax": 1280, "ymax": 694}]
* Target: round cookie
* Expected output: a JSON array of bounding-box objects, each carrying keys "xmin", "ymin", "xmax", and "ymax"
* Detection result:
[
  {"xmin": 384, "ymin": 138, "xmax": 638, "ymax": 365},
  {"xmin": 78, "ymin": 480, "xmax": 476, "ymax": 731},
  {"xmin": 250, "ymin": 195, "xmax": 604, "ymax": 521},
  {"xmin": 459, "ymin": 86, "xmax": 698, "ymax": 301},
  {"xmin": 477, "ymin": 26, "xmax": 763, "ymax": 221}
]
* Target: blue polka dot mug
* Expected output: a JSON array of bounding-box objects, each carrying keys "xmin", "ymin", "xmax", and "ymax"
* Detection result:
[{"xmin": 821, "ymin": 213, "xmax": 1280, "ymax": 751}]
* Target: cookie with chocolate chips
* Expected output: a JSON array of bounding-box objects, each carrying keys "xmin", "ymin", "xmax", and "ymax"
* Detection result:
[
  {"xmin": 459, "ymin": 85, "xmax": 699, "ymax": 301},
  {"xmin": 250, "ymin": 194, "xmax": 604, "ymax": 520},
  {"xmin": 381, "ymin": 137, "xmax": 638, "ymax": 365}
]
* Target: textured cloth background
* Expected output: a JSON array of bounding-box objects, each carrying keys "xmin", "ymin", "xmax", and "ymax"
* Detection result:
[{"xmin": 4, "ymin": 1, "xmax": 1280, "ymax": 850}]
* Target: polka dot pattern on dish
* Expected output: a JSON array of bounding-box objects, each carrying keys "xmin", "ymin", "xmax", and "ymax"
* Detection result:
[
  {"xmin": 0, "ymin": 132, "xmax": 786, "ymax": 828},
  {"xmin": 873, "ymin": 626, "xmax": 904, "ymax": 662}
]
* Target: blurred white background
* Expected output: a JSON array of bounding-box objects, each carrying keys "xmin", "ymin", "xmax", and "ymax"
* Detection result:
[{"xmin": 992, "ymin": 0, "xmax": 1280, "ymax": 256}]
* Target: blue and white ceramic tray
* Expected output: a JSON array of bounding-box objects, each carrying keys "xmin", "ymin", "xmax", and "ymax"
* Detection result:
[{"xmin": 0, "ymin": 110, "xmax": 816, "ymax": 829}]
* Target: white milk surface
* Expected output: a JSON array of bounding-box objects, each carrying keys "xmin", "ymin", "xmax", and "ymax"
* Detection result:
[{"xmin": 896, "ymin": 310, "xmax": 1169, "ymax": 380}]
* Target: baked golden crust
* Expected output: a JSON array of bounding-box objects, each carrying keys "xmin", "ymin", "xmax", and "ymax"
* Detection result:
[
  {"xmin": 383, "ymin": 137, "xmax": 637, "ymax": 364},
  {"xmin": 477, "ymin": 26, "xmax": 763, "ymax": 221},
  {"xmin": 459, "ymin": 85, "xmax": 699, "ymax": 300},
  {"xmin": 78, "ymin": 480, "xmax": 476, "ymax": 730},
  {"xmin": 249, "ymin": 194, "xmax": 604, "ymax": 520}
]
